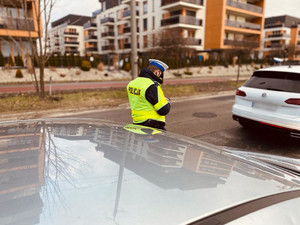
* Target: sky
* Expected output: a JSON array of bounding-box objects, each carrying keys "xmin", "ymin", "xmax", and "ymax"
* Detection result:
[{"xmin": 51, "ymin": 0, "xmax": 300, "ymax": 23}]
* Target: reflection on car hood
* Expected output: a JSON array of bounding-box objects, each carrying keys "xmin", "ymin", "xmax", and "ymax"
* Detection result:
[
  {"xmin": 0, "ymin": 118, "xmax": 299, "ymax": 225},
  {"xmin": 223, "ymin": 149, "xmax": 300, "ymax": 176}
]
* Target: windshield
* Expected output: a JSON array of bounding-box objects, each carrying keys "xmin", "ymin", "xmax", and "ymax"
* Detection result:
[{"xmin": 244, "ymin": 71, "xmax": 300, "ymax": 93}]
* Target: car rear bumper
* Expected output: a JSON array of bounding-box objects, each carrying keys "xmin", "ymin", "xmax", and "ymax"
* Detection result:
[{"xmin": 232, "ymin": 114, "xmax": 300, "ymax": 139}]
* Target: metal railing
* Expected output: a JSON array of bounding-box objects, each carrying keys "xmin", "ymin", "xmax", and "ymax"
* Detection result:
[
  {"xmin": 225, "ymin": 20, "xmax": 261, "ymax": 30},
  {"xmin": 101, "ymin": 32, "xmax": 115, "ymax": 37},
  {"xmin": 123, "ymin": 10, "xmax": 139, "ymax": 18},
  {"xmin": 267, "ymin": 33, "xmax": 290, "ymax": 38},
  {"xmin": 101, "ymin": 17, "xmax": 114, "ymax": 24},
  {"xmin": 224, "ymin": 39, "xmax": 260, "ymax": 48},
  {"xmin": 64, "ymin": 32, "xmax": 79, "ymax": 36},
  {"xmin": 102, "ymin": 45, "xmax": 115, "ymax": 51},
  {"xmin": 226, "ymin": 0, "xmax": 263, "ymax": 13},
  {"xmin": 161, "ymin": 15, "xmax": 202, "ymax": 27},
  {"xmin": 85, "ymin": 35, "xmax": 98, "ymax": 40},
  {"xmin": 83, "ymin": 21, "xmax": 97, "ymax": 29},
  {"xmin": 64, "ymin": 41, "xmax": 79, "ymax": 45},
  {"xmin": 186, "ymin": 37, "xmax": 202, "ymax": 45},
  {"xmin": 86, "ymin": 47, "xmax": 98, "ymax": 52},
  {"xmin": 161, "ymin": 0, "xmax": 204, "ymax": 7},
  {"xmin": 123, "ymin": 27, "xmax": 139, "ymax": 33},
  {"xmin": 0, "ymin": 16, "xmax": 35, "ymax": 31}
]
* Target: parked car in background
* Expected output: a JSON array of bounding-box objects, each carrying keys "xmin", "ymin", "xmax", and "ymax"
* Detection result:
[
  {"xmin": 0, "ymin": 119, "xmax": 299, "ymax": 225},
  {"xmin": 232, "ymin": 65, "xmax": 300, "ymax": 138}
]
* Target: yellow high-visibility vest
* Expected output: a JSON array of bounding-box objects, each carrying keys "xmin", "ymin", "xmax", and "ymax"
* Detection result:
[{"xmin": 127, "ymin": 77, "xmax": 168, "ymax": 124}]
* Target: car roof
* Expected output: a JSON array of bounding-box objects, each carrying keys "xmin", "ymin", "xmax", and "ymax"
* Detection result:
[
  {"xmin": 0, "ymin": 118, "xmax": 299, "ymax": 225},
  {"xmin": 258, "ymin": 65, "xmax": 300, "ymax": 74}
]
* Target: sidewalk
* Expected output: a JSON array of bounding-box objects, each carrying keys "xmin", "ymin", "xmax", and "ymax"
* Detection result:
[{"xmin": 0, "ymin": 65, "xmax": 256, "ymax": 84}]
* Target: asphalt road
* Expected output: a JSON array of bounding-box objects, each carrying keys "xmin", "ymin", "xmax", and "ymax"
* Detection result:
[{"xmin": 65, "ymin": 93, "xmax": 300, "ymax": 159}]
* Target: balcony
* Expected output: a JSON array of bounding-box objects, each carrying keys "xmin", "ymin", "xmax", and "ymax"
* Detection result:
[
  {"xmin": 225, "ymin": 20, "xmax": 261, "ymax": 31},
  {"xmin": 122, "ymin": 10, "xmax": 139, "ymax": 19},
  {"xmin": 161, "ymin": 0, "xmax": 204, "ymax": 10},
  {"xmin": 266, "ymin": 33, "xmax": 290, "ymax": 39},
  {"xmin": 63, "ymin": 32, "xmax": 79, "ymax": 36},
  {"xmin": 0, "ymin": 16, "xmax": 35, "ymax": 31},
  {"xmin": 124, "ymin": 43, "xmax": 131, "ymax": 49},
  {"xmin": 101, "ymin": 17, "xmax": 114, "ymax": 24},
  {"xmin": 102, "ymin": 45, "xmax": 115, "ymax": 51},
  {"xmin": 84, "ymin": 21, "xmax": 97, "ymax": 30},
  {"xmin": 86, "ymin": 47, "xmax": 98, "ymax": 52},
  {"xmin": 265, "ymin": 43, "xmax": 285, "ymax": 49},
  {"xmin": 224, "ymin": 39, "xmax": 260, "ymax": 48},
  {"xmin": 85, "ymin": 35, "xmax": 98, "ymax": 40},
  {"xmin": 123, "ymin": 27, "xmax": 140, "ymax": 34},
  {"xmin": 161, "ymin": 15, "xmax": 202, "ymax": 27},
  {"xmin": 226, "ymin": 0, "xmax": 263, "ymax": 14},
  {"xmin": 65, "ymin": 50, "xmax": 79, "ymax": 54},
  {"xmin": 186, "ymin": 37, "xmax": 202, "ymax": 45},
  {"xmin": 64, "ymin": 41, "xmax": 80, "ymax": 45},
  {"xmin": 101, "ymin": 32, "xmax": 115, "ymax": 38}
]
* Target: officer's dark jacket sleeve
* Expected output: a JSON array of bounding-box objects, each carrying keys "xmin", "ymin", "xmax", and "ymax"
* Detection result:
[{"xmin": 145, "ymin": 84, "xmax": 170, "ymax": 115}]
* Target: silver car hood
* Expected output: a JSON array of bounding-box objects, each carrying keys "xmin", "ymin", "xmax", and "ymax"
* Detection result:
[{"xmin": 0, "ymin": 118, "xmax": 299, "ymax": 225}]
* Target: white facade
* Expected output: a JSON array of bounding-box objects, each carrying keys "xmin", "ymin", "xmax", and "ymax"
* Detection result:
[
  {"xmin": 49, "ymin": 23, "xmax": 85, "ymax": 56},
  {"xmin": 262, "ymin": 27, "xmax": 291, "ymax": 56},
  {"xmin": 96, "ymin": 0, "xmax": 206, "ymax": 56}
]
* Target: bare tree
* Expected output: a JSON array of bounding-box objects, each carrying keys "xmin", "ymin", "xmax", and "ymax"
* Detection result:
[
  {"xmin": 225, "ymin": 37, "xmax": 259, "ymax": 86},
  {"xmin": 151, "ymin": 28, "xmax": 193, "ymax": 67},
  {"xmin": 20, "ymin": 0, "xmax": 57, "ymax": 99},
  {"xmin": 268, "ymin": 43, "xmax": 289, "ymax": 62}
]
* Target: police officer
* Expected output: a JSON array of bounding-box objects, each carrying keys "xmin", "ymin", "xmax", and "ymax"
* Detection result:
[{"xmin": 127, "ymin": 59, "xmax": 170, "ymax": 130}]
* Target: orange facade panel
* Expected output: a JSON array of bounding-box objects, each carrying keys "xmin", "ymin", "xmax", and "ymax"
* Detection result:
[
  {"xmin": 205, "ymin": 0, "xmax": 225, "ymax": 49},
  {"xmin": 205, "ymin": 0, "xmax": 265, "ymax": 50}
]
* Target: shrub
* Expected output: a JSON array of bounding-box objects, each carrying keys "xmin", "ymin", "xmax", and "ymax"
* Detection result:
[
  {"xmin": 0, "ymin": 51, "xmax": 5, "ymax": 66},
  {"xmin": 173, "ymin": 72, "xmax": 182, "ymax": 77},
  {"xmin": 97, "ymin": 62, "xmax": 104, "ymax": 71},
  {"xmin": 184, "ymin": 71, "xmax": 193, "ymax": 75},
  {"xmin": 15, "ymin": 69, "xmax": 23, "ymax": 78},
  {"xmin": 80, "ymin": 60, "xmax": 91, "ymax": 71},
  {"xmin": 124, "ymin": 62, "xmax": 131, "ymax": 72}
]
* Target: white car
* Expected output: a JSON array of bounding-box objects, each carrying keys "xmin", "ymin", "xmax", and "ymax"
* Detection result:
[
  {"xmin": 232, "ymin": 65, "xmax": 300, "ymax": 138},
  {"xmin": 0, "ymin": 119, "xmax": 299, "ymax": 225}
]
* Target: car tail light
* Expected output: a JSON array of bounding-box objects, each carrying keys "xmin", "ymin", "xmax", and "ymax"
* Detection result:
[
  {"xmin": 236, "ymin": 89, "xmax": 246, "ymax": 97},
  {"xmin": 285, "ymin": 98, "xmax": 300, "ymax": 106}
]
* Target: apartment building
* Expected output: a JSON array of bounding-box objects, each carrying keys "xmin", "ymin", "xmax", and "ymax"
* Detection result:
[
  {"xmin": 0, "ymin": 0, "xmax": 40, "ymax": 63},
  {"xmin": 84, "ymin": 17, "xmax": 98, "ymax": 55},
  {"xmin": 262, "ymin": 15, "xmax": 300, "ymax": 61},
  {"xmin": 48, "ymin": 15, "xmax": 91, "ymax": 56},
  {"xmin": 97, "ymin": 0, "xmax": 206, "ymax": 58},
  {"xmin": 0, "ymin": 124, "xmax": 45, "ymax": 224},
  {"xmin": 205, "ymin": 0, "xmax": 265, "ymax": 53}
]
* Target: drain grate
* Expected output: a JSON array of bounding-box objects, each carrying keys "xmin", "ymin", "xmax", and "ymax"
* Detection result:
[{"xmin": 193, "ymin": 112, "xmax": 217, "ymax": 118}]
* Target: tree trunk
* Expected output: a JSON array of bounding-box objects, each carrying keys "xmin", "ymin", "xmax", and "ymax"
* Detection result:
[
  {"xmin": 236, "ymin": 60, "xmax": 240, "ymax": 87},
  {"xmin": 39, "ymin": 65, "xmax": 45, "ymax": 99}
]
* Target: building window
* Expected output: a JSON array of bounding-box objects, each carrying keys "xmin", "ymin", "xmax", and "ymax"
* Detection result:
[
  {"xmin": 143, "ymin": 1, "xmax": 148, "ymax": 14},
  {"xmin": 152, "ymin": 0, "xmax": 155, "ymax": 12},
  {"xmin": 143, "ymin": 18, "xmax": 147, "ymax": 31},
  {"xmin": 186, "ymin": 10, "xmax": 196, "ymax": 17},
  {"xmin": 143, "ymin": 35, "xmax": 148, "ymax": 48},
  {"xmin": 152, "ymin": 16, "xmax": 155, "ymax": 30}
]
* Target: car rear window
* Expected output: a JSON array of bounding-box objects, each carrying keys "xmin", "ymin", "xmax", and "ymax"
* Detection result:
[{"xmin": 244, "ymin": 71, "xmax": 300, "ymax": 93}]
